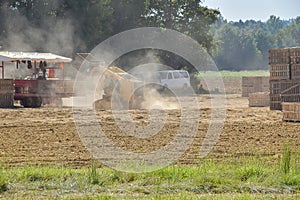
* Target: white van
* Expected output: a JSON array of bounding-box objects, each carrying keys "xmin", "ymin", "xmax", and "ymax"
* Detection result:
[{"xmin": 134, "ymin": 70, "xmax": 191, "ymax": 90}]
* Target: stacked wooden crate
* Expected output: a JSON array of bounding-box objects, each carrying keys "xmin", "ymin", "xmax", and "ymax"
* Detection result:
[
  {"xmin": 269, "ymin": 48, "xmax": 300, "ymax": 110},
  {"xmin": 0, "ymin": 79, "xmax": 14, "ymax": 108},
  {"xmin": 242, "ymin": 76, "xmax": 269, "ymax": 97},
  {"xmin": 282, "ymin": 102, "xmax": 300, "ymax": 122},
  {"xmin": 248, "ymin": 92, "xmax": 270, "ymax": 107}
]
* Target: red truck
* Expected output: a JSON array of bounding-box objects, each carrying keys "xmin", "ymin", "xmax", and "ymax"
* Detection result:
[{"xmin": 0, "ymin": 52, "xmax": 74, "ymax": 108}]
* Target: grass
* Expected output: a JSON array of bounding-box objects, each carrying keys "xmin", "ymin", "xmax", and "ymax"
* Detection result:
[
  {"xmin": 196, "ymin": 70, "xmax": 269, "ymax": 78},
  {"xmin": 0, "ymin": 151, "xmax": 300, "ymax": 199},
  {"xmin": 281, "ymin": 144, "xmax": 292, "ymax": 175}
]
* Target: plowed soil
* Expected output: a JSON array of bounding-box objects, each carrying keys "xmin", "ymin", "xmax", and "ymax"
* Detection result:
[{"xmin": 0, "ymin": 94, "xmax": 300, "ymax": 167}]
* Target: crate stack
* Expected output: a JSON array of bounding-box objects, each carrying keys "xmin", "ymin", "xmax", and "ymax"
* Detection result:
[
  {"xmin": 0, "ymin": 79, "xmax": 14, "ymax": 108},
  {"xmin": 282, "ymin": 102, "xmax": 300, "ymax": 122},
  {"xmin": 269, "ymin": 47, "xmax": 300, "ymax": 111},
  {"xmin": 248, "ymin": 92, "xmax": 270, "ymax": 107},
  {"xmin": 242, "ymin": 76, "xmax": 269, "ymax": 97}
]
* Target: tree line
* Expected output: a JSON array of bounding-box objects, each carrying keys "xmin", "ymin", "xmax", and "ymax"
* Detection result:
[
  {"xmin": 212, "ymin": 16, "xmax": 300, "ymax": 71},
  {"xmin": 0, "ymin": 0, "xmax": 219, "ymax": 61},
  {"xmin": 0, "ymin": 0, "xmax": 299, "ymax": 71}
]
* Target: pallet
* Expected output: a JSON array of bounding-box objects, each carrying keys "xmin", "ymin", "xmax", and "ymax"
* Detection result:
[
  {"xmin": 282, "ymin": 102, "xmax": 300, "ymax": 122},
  {"xmin": 242, "ymin": 76, "xmax": 269, "ymax": 97},
  {"xmin": 0, "ymin": 79, "xmax": 14, "ymax": 93},
  {"xmin": 269, "ymin": 64, "xmax": 290, "ymax": 80},
  {"xmin": 248, "ymin": 92, "xmax": 270, "ymax": 107},
  {"xmin": 291, "ymin": 64, "xmax": 300, "ymax": 79},
  {"xmin": 0, "ymin": 93, "xmax": 14, "ymax": 108}
]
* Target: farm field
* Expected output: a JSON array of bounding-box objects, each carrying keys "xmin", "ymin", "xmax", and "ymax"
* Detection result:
[
  {"xmin": 1, "ymin": 94, "xmax": 299, "ymax": 166},
  {"xmin": 0, "ymin": 93, "xmax": 300, "ymax": 199}
]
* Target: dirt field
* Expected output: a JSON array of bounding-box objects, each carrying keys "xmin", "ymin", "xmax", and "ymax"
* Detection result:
[{"xmin": 0, "ymin": 94, "xmax": 300, "ymax": 167}]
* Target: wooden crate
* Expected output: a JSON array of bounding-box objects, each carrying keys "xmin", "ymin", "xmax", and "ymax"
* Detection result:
[
  {"xmin": 291, "ymin": 64, "xmax": 300, "ymax": 79},
  {"xmin": 270, "ymin": 94, "xmax": 281, "ymax": 110},
  {"xmin": 270, "ymin": 80, "xmax": 300, "ymax": 95},
  {"xmin": 270, "ymin": 102, "xmax": 281, "ymax": 110},
  {"xmin": 248, "ymin": 92, "xmax": 270, "ymax": 107},
  {"xmin": 282, "ymin": 102, "xmax": 300, "ymax": 122},
  {"xmin": 242, "ymin": 76, "xmax": 269, "ymax": 97},
  {"xmin": 291, "ymin": 56, "xmax": 300, "ymax": 64},
  {"xmin": 0, "ymin": 79, "xmax": 14, "ymax": 94},
  {"xmin": 290, "ymin": 48, "xmax": 300, "ymax": 64},
  {"xmin": 269, "ymin": 64, "xmax": 290, "ymax": 80},
  {"xmin": 269, "ymin": 80, "xmax": 281, "ymax": 95},
  {"xmin": 0, "ymin": 93, "xmax": 14, "ymax": 108},
  {"xmin": 280, "ymin": 80, "xmax": 300, "ymax": 90},
  {"xmin": 269, "ymin": 57, "xmax": 290, "ymax": 64},
  {"xmin": 290, "ymin": 47, "xmax": 300, "ymax": 57},
  {"xmin": 281, "ymin": 83, "xmax": 300, "ymax": 103},
  {"xmin": 269, "ymin": 48, "xmax": 290, "ymax": 64},
  {"xmin": 199, "ymin": 77, "xmax": 242, "ymax": 94}
]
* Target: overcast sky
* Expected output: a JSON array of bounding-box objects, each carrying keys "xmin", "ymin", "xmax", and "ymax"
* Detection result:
[{"xmin": 202, "ymin": 0, "xmax": 300, "ymax": 22}]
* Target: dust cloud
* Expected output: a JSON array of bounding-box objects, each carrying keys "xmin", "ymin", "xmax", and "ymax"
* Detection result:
[
  {"xmin": 141, "ymin": 87, "xmax": 180, "ymax": 110},
  {"xmin": 0, "ymin": 1, "xmax": 84, "ymax": 80}
]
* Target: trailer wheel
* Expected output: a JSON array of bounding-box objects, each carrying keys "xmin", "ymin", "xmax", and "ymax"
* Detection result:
[
  {"xmin": 33, "ymin": 97, "xmax": 42, "ymax": 108},
  {"xmin": 23, "ymin": 97, "xmax": 34, "ymax": 108},
  {"xmin": 23, "ymin": 97, "xmax": 42, "ymax": 108}
]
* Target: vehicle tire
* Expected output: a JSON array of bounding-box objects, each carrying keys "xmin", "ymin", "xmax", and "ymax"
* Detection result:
[
  {"xmin": 23, "ymin": 97, "xmax": 34, "ymax": 108},
  {"xmin": 23, "ymin": 97, "xmax": 42, "ymax": 108},
  {"xmin": 33, "ymin": 97, "xmax": 42, "ymax": 108}
]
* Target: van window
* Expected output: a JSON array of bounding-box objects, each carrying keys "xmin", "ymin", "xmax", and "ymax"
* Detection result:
[
  {"xmin": 173, "ymin": 72, "xmax": 181, "ymax": 79},
  {"xmin": 168, "ymin": 72, "xmax": 173, "ymax": 79},
  {"xmin": 180, "ymin": 71, "xmax": 189, "ymax": 78}
]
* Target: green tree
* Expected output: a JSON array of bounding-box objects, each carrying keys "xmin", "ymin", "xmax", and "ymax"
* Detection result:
[
  {"xmin": 254, "ymin": 29, "xmax": 275, "ymax": 67},
  {"xmin": 0, "ymin": 0, "xmax": 114, "ymax": 52},
  {"xmin": 274, "ymin": 17, "xmax": 300, "ymax": 47},
  {"xmin": 110, "ymin": 0, "xmax": 145, "ymax": 34},
  {"xmin": 266, "ymin": 15, "xmax": 285, "ymax": 34},
  {"xmin": 62, "ymin": 0, "xmax": 114, "ymax": 50},
  {"xmin": 144, "ymin": 0, "xmax": 220, "ymax": 53},
  {"xmin": 214, "ymin": 23, "xmax": 262, "ymax": 70}
]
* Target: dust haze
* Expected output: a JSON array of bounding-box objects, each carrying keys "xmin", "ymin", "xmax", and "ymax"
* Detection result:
[{"xmin": 0, "ymin": 1, "xmax": 84, "ymax": 79}]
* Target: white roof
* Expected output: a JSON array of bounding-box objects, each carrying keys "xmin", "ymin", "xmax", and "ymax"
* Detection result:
[{"xmin": 0, "ymin": 52, "xmax": 72, "ymax": 63}]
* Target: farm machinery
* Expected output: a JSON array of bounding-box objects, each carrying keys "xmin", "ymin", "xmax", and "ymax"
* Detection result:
[
  {"xmin": 0, "ymin": 51, "xmax": 73, "ymax": 108},
  {"xmin": 75, "ymin": 53, "xmax": 145, "ymax": 110}
]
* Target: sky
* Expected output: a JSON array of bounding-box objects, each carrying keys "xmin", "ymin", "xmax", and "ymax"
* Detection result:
[{"xmin": 202, "ymin": 0, "xmax": 300, "ymax": 22}]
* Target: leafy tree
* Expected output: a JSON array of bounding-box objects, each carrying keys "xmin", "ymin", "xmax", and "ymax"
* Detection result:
[
  {"xmin": 0, "ymin": 0, "xmax": 114, "ymax": 53},
  {"xmin": 266, "ymin": 15, "xmax": 285, "ymax": 34},
  {"xmin": 254, "ymin": 29, "xmax": 275, "ymax": 67},
  {"xmin": 214, "ymin": 24, "xmax": 262, "ymax": 70},
  {"xmin": 274, "ymin": 17, "xmax": 300, "ymax": 47},
  {"xmin": 110, "ymin": 0, "xmax": 145, "ymax": 34},
  {"xmin": 144, "ymin": 0, "xmax": 220, "ymax": 53}
]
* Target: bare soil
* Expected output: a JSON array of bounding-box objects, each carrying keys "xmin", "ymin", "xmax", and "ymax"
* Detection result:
[{"xmin": 0, "ymin": 94, "xmax": 300, "ymax": 167}]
